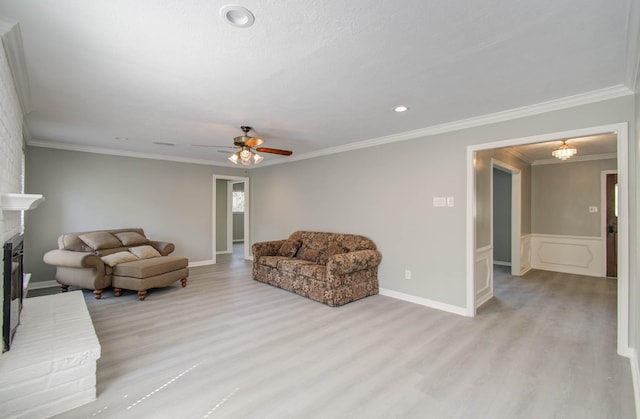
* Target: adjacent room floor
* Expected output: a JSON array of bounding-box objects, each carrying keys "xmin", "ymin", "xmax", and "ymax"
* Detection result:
[{"xmin": 51, "ymin": 257, "xmax": 635, "ymax": 418}]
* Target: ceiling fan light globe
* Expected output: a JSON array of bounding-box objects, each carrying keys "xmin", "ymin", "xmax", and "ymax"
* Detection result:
[
  {"xmin": 253, "ymin": 153, "xmax": 263, "ymax": 163},
  {"xmin": 240, "ymin": 148, "xmax": 252, "ymax": 160},
  {"xmin": 240, "ymin": 158, "xmax": 251, "ymax": 166},
  {"xmin": 228, "ymin": 153, "xmax": 239, "ymax": 164}
]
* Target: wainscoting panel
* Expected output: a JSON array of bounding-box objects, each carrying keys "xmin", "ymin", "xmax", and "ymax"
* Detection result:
[
  {"xmin": 530, "ymin": 234, "xmax": 604, "ymax": 277},
  {"xmin": 475, "ymin": 245, "xmax": 493, "ymax": 308},
  {"xmin": 519, "ymin": 234, "xmax": 532, "ymax": 275}
]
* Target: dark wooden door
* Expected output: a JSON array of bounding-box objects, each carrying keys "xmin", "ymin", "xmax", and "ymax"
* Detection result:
[{"xmin": 606, "ymin": 173, "xmax": 617, "ymax": 278}]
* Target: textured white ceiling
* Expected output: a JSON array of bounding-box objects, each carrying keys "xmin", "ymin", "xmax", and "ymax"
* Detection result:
[{"xmin": 0, "ymin": 0, "xmax": 634, "ymax": 165}]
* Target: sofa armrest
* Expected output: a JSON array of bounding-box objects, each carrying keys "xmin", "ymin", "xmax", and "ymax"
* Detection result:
[
  {"xmin": 43, "ymin": 249, "xmax": 104, "ymax": 270},
  {"xmin": 252, "ymin": 240, "xmax": 286, "ymax": 259},
  {"xmin": 148, "ymin": 240, "xmax": 175, "ymax": 256},
  {"xmin": 327, "ymin": 249, "xmax": 382, "ymax": 276}
]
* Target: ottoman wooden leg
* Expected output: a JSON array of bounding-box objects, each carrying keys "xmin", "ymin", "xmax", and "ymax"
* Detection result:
[
  {"xmin": 114, "ymin": 288, "xmax": 122, "ymax": 297},
  {"xmin": 181, "ymin": 278, "xmax": 187, "ymax": 287},
  {"xmin": 138, "ymin": 290, "xmax": 147, "ymax": 301},
  {"xmin": 60, "ymin": 284, "xmax": 69, "ymax": 293},
  {"xmin": 93, "ymin": 289, "xmax": 103, "ymax": 300}
]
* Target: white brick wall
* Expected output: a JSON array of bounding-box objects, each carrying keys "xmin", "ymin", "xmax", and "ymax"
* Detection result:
[
  {"xmin": 1, "ymin": 25, "xmax": 26, "ymax": 350},
  {"xmin": 0, "ymin": 23, "xmax": 100, "ymax": 419},
  {"xmin": 0, "ymin": 291, "xmax": 101, "ymax": 418}
]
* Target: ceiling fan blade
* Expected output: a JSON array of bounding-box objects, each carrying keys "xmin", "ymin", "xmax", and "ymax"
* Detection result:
[
  {"xmin": 217, "ymin": 149, "xmax": 237, "ymax": 154},
  {"xmin": 245, "ymin": 137, "xmax": 264, "ymax": 147},
  {"xmin": 255, "ymin": 147, "xmax": 293, "ymax": 156},
  {"xmin": 192, "ymin": 144, "xmax": 236, "ymax": 148}
]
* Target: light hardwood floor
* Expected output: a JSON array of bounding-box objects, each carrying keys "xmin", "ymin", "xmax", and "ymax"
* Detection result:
[{"xmin": 55, "ymin": 249, "xmax": 635, "ymax": 418}]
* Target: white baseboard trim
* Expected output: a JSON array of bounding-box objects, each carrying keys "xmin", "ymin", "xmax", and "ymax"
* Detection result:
[
  {"xmin": 519, "ymin": 266, "xmax": 532, "ymax": 276},
  {"xmin": 27, "ymin": 280, "xmax": 58, "ymax": 290},
  {"xmin": 23, "ymin": 273, "xmax": 31, "ymax": 291},
  {"xmin": 493, "ymin": 261, "xmax": 512, "ymax": 267},
  {"xmin": 188, "ymin": 260, "xmax": 215, "ymax": 267},
  {"xmin": 379, "ymin": 288, "xmax": 469, "ymax": 317},
  {"xmin": 216, "ymin": 251, "xmax": 232, "ymax": 255},
  {"xmin": 475, "ymin": 292, "xmax": 493, "ymax": 309},
  {"xmin": 631, "ymin": 348, "xmax": 640, "ymax": 419}
]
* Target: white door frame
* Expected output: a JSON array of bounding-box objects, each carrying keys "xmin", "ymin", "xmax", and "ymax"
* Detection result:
[
  {"xmin": 466, "ymin": 122, "xmax": 630, "ymax": 357},
  {"xmin": 212, "ymin": 175, "xmax": 251, "ymax": 263}
]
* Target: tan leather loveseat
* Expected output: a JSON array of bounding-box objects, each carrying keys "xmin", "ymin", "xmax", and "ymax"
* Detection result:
[{"xmin": 43, "ymin": 228, "xmax": 188, "ymax": 300}]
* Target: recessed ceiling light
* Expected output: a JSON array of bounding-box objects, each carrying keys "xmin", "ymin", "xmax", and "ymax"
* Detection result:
[
  {"xmin": 394, "ymin": 105, "xmax": 409, "ymax": 113},
  {"xmin": 220, "ymin": 5, "xmax": 255, "ymax": 28}
]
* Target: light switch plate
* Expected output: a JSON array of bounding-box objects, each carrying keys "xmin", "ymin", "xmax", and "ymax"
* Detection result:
[
  {"xmin": 447, "ymin": 197, "xmax": 454, "ymax": 207},
  {"xmin": 433, "ymin": 197, "xmax": 446, "ymax": 207},
  {"xmin": 589, "ymin": 206, "xmax": 598, "ymax": 213}
]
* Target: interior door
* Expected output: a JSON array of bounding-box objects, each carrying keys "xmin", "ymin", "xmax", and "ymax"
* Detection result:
[{"xmin": 606, "ymin": 173, "xmax": 617, "ymax": 278}]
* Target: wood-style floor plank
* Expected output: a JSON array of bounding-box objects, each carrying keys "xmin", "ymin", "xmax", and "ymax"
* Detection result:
[{"xmin": 53, "ymin": 249, "xmax": 635, "ymax": 418}]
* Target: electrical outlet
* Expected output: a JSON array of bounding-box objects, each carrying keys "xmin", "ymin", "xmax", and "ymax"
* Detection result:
[
  {"xmin": 589, "ymin": 206, "xmax": 598, "ymax": 213},
  {"xmin": 404, "ymin": 270, "xmax": 412, "ymax": 280},
  {"xmin": 447, "ymin": 197, "xmax": 454, "ymax": 207}
]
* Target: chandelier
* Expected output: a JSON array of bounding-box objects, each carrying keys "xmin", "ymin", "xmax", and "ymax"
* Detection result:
[
  {"xmin": 228, "ymin": 146, "xmax": 263, "ymax": 166},
  {"xmin": 551, "ymin": 140, "xmax": 577, "ymax": 160}
]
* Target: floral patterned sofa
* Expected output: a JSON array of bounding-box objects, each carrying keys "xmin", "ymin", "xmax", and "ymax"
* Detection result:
[{"xmin": 252, "ymin": 231, "xmax": 382, "ymax": 306}]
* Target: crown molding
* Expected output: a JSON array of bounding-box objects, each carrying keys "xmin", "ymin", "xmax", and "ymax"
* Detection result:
[
  {"xmin": 625, "ymin": 0, "xmax": 640, "ymax": 90},
  {"xmin": 260, "ymin": 85, "xmax": 633, "ymax": 168},
  {"xmin": 504, "ymin": 148, "xmax": 533, "ymax": 165},
  {"xmin": 26, "ymin": 139, "xmax": 237, "ymax": 168},
  {"xmin": 0, "ymin": 18, "xmax": 32, "ymax": 116},
  {"xmin": 531, "ymin": 153, "xmax": 618, "ymax": 166}
]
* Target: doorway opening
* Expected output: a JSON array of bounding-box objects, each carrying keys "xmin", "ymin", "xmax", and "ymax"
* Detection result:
[
  {"xmin": 466, "ymin": 122, "xmax": 629, "ymax": 357},
  {"xmin": 212, "ymin": 175, "xmax": 250, "ymax": 264}
]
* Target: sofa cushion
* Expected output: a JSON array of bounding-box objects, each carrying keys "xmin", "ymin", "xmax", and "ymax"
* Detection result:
[
  {"xmin": 129, "ymin": 245, "xmax": 161, "ymax": 259},
  {"xmin": 296, "ymin": 246, "xmax": 321, "ymax": 263},
  {"xmin": 259, "ymin": 256, "xmax": 289, "ymax": 268},
  {"xmin": 101, "ymin": 251, "xmax": 139, "ymax": 267},
  {"xmin": 277, "ymin": 258, "xmax": 314, "ymax": 274},
  {"xmin": 78, "ymin": 231, "xmax": 122, "ymax": 250},
  {"xmin": 317, "ymin": 244, "xmax": 347, "ymax": 265},
  {"xmin": 115, "ymin": 231, "xmax": 149, "ymax": 246},
  {"xmin": 277, "ymin": 240, "xmax": 301, "ymax": 258},
  {"xmin": 299, "ymin": 264, "xmax": 327, "ymax": 281},
  {"xmin": 113, "ymin": 256, "xmax": 188, "ymax": 278}
]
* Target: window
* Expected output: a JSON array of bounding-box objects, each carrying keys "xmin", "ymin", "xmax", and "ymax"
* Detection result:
[{"xmin": 232, "ymin": 191, "xmax": 245, "ymax": 212}]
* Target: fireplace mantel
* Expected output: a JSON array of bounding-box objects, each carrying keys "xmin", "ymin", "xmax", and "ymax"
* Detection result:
[{"xmin": 0, "ymin": 193, "xmax": 44, "ymax": 211}]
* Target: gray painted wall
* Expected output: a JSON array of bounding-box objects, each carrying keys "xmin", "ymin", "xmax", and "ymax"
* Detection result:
[
  {"xmin": 493, "ymin": 168, "xmax": 512, "ymax": 263},
  {"xmin": 251, "ymin": 96, "xmax": 635, "ymax": 309},
  {"xmin": 532, "ymin": 159, "xmax": 617, "ymax": 236},
  {"xmin": 25, "ymin": 147, "xmax": 245, "ymax": 282},
  {"xmin": 20, "ymin": 95, "xmax": 638, "ymax": 314}
]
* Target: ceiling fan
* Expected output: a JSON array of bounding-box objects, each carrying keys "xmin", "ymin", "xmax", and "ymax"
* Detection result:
[{"xmin": 195, "ymin": 126, "xmax": 293, "ymax": 165}]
